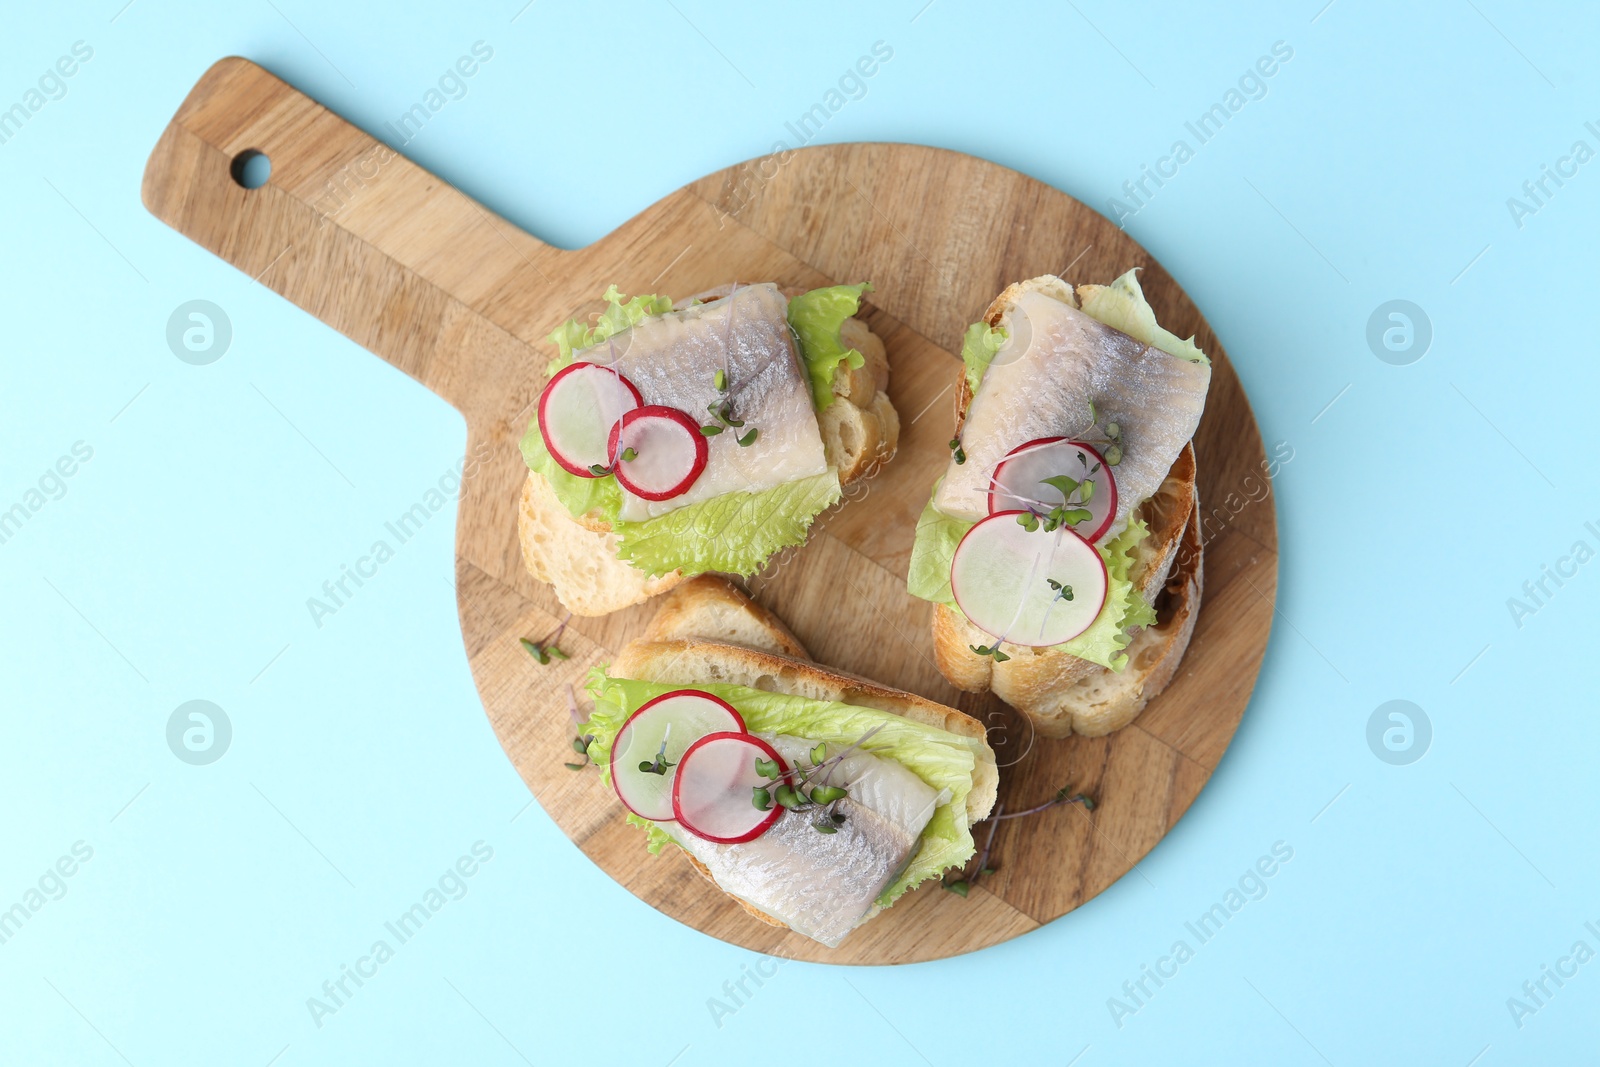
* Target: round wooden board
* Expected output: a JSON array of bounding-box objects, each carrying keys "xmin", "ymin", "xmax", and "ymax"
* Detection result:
[{"xmin": 143, "ymin": 59, "xmax": 1277, "ymax": 965}]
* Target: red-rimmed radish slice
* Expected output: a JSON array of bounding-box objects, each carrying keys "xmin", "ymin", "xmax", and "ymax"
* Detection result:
[
  {"xmin": 672, "ymin": 732, "xmax": 788, "ymax": 844},
  {"xmin": 609, "ymin": 690, "xmax": 746, "ymax": 822},
  {"xmin": 538, "ymin": 362, "xmax": 643, "ymax": 478},
  {"xmin": 950, "ymin": 510, "xmax": 1108, "ymax": 648},
  {"xmin": 607, "ymin": 405, "xmax": 709, "ymax": 501},
  {"xmin": 988, "ymin": 438, "xmax": 1118, "ymax": 543}
]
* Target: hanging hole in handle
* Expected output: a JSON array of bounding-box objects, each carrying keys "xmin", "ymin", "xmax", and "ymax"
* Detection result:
[{"xmin": 230, "ymin": 149, "xmax": 271, "ymax": 189}]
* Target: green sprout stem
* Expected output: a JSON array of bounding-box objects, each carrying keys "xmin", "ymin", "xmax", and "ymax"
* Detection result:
[
  {"xmin": 638, "ymin": 724, "xmax": 675, "ymax": 775},
  {"xmin": 521, "ymin": 612, "xmax": 573, "ymax": 665},
  {"xmin": 703, "ymin": 372, "xmax": 758, "ymax": 442}
]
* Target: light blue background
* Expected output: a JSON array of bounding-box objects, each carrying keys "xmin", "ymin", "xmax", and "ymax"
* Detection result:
[{"xmin": 3, "ymin": 1, "xmax": 1596, "ymax": 1063}]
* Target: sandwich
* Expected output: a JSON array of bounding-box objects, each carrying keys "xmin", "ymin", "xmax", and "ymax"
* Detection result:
[
  {"xmin": 519, "ymin": 282, "xmax": 898, "ymax": 616},
  {"xmin": 578, "ymin": 575, "xmax": 998, "ymax": 947},
  {"xmin": 907, "ymin": 270, "xmax": 1210, "ymax": 737}
]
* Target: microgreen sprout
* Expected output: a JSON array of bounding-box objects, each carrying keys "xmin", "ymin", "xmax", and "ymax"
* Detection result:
[
  {"xmin": 1078, "ymin": 399, "xmax": 1123, "ymax": 466},
  {"xmin": 1007, "ymin": 451, "xmax": 1102, "ymax": 534},
  {"xmin": 587, "ymin": 445, "xmax": 639, "ymax": 475},
  {"xmin": 520, "ymin": 613, "xmax": 573, "ymax": 665},
  {"xmin": 944, "ymin": 786, "xmax": 1096, "ymax": 898},
  {"xmin": 701, "ymin": 372, "xmax": 759, "ymax": 441},
  {"xmin": 983, "ymin": 786, "xmax": 1095, "ymax": 820},
  {"xmin": 945, "ymin": 802, "xmax": 1003, "ymax": 896},
  {"xmin": 948, "ymin": 437, "xmax": 967, "ymax": 464},
  {"xmin": 970, "ymin": 643, "xmax": 1011, "ymax": 663},
  {"xmin": 1034, "ymin": 471, "xmax": 1097, "ymax": 532},
  {"xmin": 748, "ymin": 726, "xmax": 885, "ymax": 833},
  {"xmin": 1046, "ymin": 578, "xmax": 1074, "ymax": 601},
  {"xmin": 565, "ymin": 733, "xmax": 596, "ymax": 772},
  {"xmin": 637, "ymin": 724, "xmax": 675, "ymax": 776},
  {"xmin": 563, "ymin": 685, "xmax": 595, "ymax": 769}
]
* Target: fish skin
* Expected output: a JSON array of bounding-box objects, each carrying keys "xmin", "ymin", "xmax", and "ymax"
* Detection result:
[
  {"xmin": 661, "ymin": 734, "xmax": 939, "ymax": 947},
  {"xmin": 936, "ymin": 290, "xmax": 1211, "ymax": 537},
  {"xmin": 577, "ymin": 283, "xmax": 829, "ymax": 522}
]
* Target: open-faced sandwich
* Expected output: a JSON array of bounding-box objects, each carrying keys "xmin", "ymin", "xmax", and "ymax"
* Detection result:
[
  {"xmin": 908, "ymin": 270, "xmax": 1209, "ymax": 738},
  {"xmin": 578, "ymin": 576, "xmax": 997, "ymax": 947},
  {"xmin": 519, "ymin": 283, "xmax": 898, "ymax": 616}
]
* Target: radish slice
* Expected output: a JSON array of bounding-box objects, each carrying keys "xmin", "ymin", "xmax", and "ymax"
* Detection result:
[
  {"xmin": 951, "ymin": 510, "xmax": 1109, "ymax": 648},
  {"xmin": 607, "ymin": 405, "xmax": 709, "ymax": 501},
  {"xmin": 988, "ymin": 438, "xmax": 1118, "ymax": 544},
  {"xmin": 672, "ymin": 732, "xmax": 788, "ymax": 844},
  {"xmin": 538, "ymin": 362, "xmax": 643, "ymax": 478},
  {"xmin": 609, "ymin": 690, "xmax": 746, "ymax": 822}
]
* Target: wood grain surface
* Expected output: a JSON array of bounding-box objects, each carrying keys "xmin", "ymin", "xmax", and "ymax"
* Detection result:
[{"xmin": 141, "ymin": 57, "xmax": 1278, "ymax": 964}]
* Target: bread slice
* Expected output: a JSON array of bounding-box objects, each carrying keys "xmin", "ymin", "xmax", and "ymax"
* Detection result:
[
  {"xmin": 640, "ymin": 574, "xmax": 810, "ymax": 659},
  {"xmin": 930, "ymin": 276, "xmax": 1204, "ymax": 737},
  {"xmin": 520, "ymin": 311, "xmax": 897, "ymax": 617},
  {"xmin": 609, "ymin": 577, "xmax": 997, "ymax": 937}
]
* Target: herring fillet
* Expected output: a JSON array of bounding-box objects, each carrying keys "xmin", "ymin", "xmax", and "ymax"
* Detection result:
[
  {"xmin": 577, "ymin": 283, "xmax": 829, "ymax": 522},
  {"xmin": 935, "ymin": 289, "xmax": 1211, "ymax": 534},
  {"xmin": 660, "ymin": 735, "xmax": 940, "ymax": 947}
]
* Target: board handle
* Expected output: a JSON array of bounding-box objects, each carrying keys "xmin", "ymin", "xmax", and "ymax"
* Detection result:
[{"xmin": 141, "ymin": 57, "xmax": 564, "ymax": 417}]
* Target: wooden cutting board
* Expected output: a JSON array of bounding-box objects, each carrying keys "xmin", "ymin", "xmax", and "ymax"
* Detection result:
[{"xmin": 142, "ymin": 58, "xmax": 1277, "ymax": 965}]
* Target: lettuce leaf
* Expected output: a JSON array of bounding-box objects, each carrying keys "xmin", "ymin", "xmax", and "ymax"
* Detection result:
[
  {"xmin": 518, "ymin": 416, "xmax": 623, "ymax": 520},
  {"xmin": 519, "ymin": 418, "xmax": 841, "ymax": 577},
  {"xmin": 960, "ymin": 322, "xmax": 1008, "ymax": 398},
  {"xmin": 787, "ymin": 283, "xmax": 871, "ymax": 409},
  {"xmin": 613, "ymin": 471, "xmax": 841, "ymax": 579},
  {"xmin": 582, "ymin": 667, "xmax": 982, "ymax": 907},
  {"xmin": 904, "ymin": 495, "xmax": 1153, "ymax": 670},
  {"xmin": 906, "ymin": 483, "xmax": 967, "ymax": 605},
  {"xmin": 1075, "ymin": 268, "xmax": 1209, "ymax": 365},
  {"xmin": 546, "ymin": 286, "xmax": 674, "ymax": 377}
]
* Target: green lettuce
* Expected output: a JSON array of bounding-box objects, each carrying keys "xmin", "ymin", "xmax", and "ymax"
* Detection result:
[
  {"xmin": 906, "ymin": 481, "xmax": 967, "ymax": 605},
  {"xmin": 521, "ymin": 406, "xmax": 841, "ymax": 578},
  {"xmin": 905, "ymin": 495, "xmax": 1154, "ymax": 671},
  {"xmin": 787, "ymin": 283, "xmax": 871, "ymax": 409},
  {"xmin": 545, "ymin": 286, "xmax": 673, "ymax": 376},
  {"xmin": 582, "ymin": 667, "xmax": 983, "ymax": 907},
  {"xmin": 960, "ymin": 322, "xmax": 1007, "ymax": 397},
  {"xmin": 613, "ymin": 471, "xmax": 841, "ymax": 579},
  {"xmin": 519, "ymin": 417, "xmax": 623, "ymax": 519},
  {"xmin": 1075, "ymin": 268, "xmax": 1208, "ymax": 365}
]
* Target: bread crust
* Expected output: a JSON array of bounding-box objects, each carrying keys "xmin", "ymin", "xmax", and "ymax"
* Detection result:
[
  {"xmin": 519, "ymin": 309, "xmax": 895, "ymax": 617},
  {"xmin": 933, "ymin": 275, "xmax": 1205, "ymax": 736},
  {"xmin": 518, "ymin": 472, "xmax": 687, "ymax": 616},
  {"xmin": 641, "ymin": 574, "xmax": 809, "ymax": 658},
  {"xmin": 613, "ymin": 583, "xmax": 998, "ymax": 940}
]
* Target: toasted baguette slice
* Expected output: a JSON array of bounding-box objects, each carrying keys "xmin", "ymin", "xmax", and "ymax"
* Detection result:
[
  {"xmin": 640, "ymin": 574, "xmax": 810, "ymax": 659},
  {"xmin": 609, "ymin": 578, "xmax": 997, "ymax": 937},
  {"xmin": 931, "ymin": 275, "xmax": 1204, "ymax": 737},
  {"xmin": 519, "ymin": 314, "xmax": 897, "ymax": 617}
]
